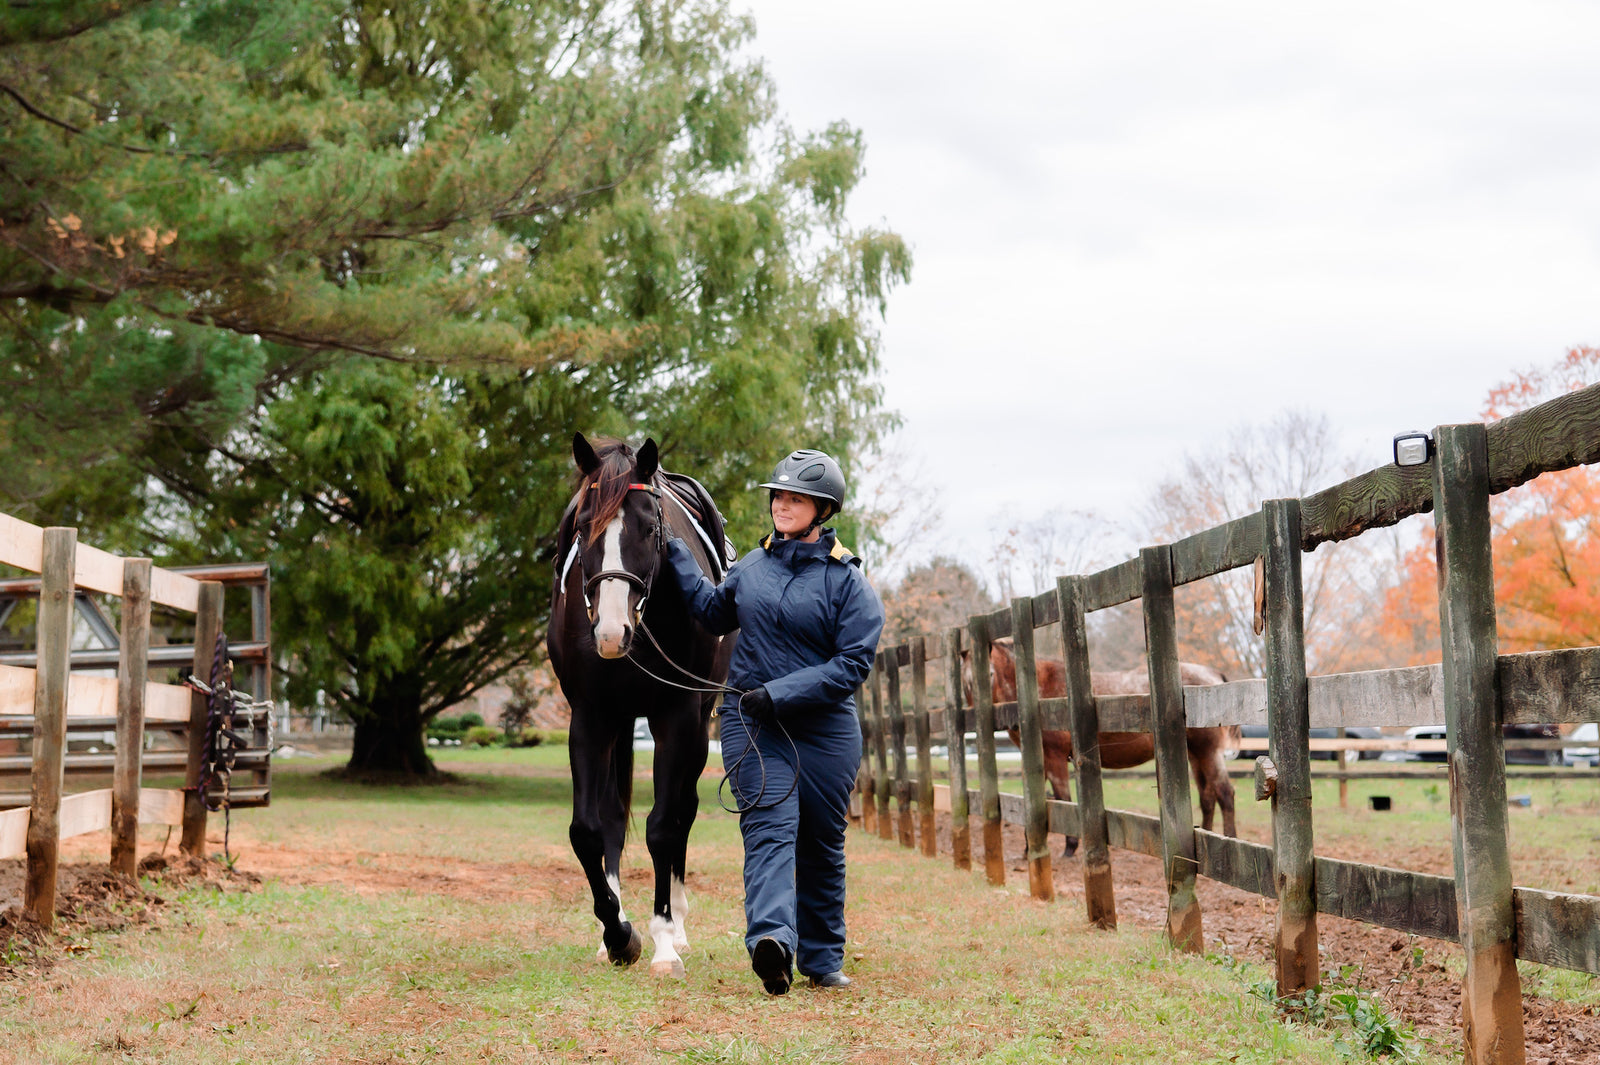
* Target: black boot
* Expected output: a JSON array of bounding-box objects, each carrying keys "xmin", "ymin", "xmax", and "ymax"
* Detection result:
[
  {"xmin": 751, "ymin": 937, "xmax": 792, "ymax": 996},
  {"xmin": 806, "ymin": 971, "xmax": 852, "ymax": 989}
]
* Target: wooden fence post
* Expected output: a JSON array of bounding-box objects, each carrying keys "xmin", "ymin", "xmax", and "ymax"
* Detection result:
[
  {"xmin": 111, "ymin": 558, "xmax": 152, "ymax": 878},
  {"xmin": 1012, "ymin": 597, "xmax": 1054, "ymax": 901},
  {"xmin": 857, "ymin": 683, "xmax": 877, "ymax": 834},
  {"xmin": 969, "ymin": 613, "xmax": 1005, "ymax": 886},
  {"xmin": 181, "ymin": 580, "xmax": 224, "ymax": 857},
  {"xmin": 1434, "ymin": 423, "xmax": 1526, "ymax": 1064},
  {"xmin": 1142, "ymin": 545, "xmax": 1202, "ymax": 953},
  {"xmin": 911, "ymin": 638, "xmax": 937, "ymax": 857},
  {"xmin": 886, "ymin": 650, "xmax": 915, "ymax": 849},
  {"xmin": 249, "ymin": 578, "xmax": 272, "ymax": 796},
  {"xmin": 1059, "ymin": 575, "xmax": 1115, "ymax": 929},
  {"xmin": 944, "ymin": 626, "xmax": 972, "ymax": 871},
  {"xmin": 871, "ymin": 660, "xmax": 893, "ymax": 841},
  {"xmin": 24, "ymin": 527, "xmax": 76, "ymax": 930},
  {"xmin": 1264, "ymin": 499, "xmax": 1318, "ymax": 994}
]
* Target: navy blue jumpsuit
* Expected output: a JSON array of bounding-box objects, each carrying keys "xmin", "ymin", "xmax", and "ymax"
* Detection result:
[{"xmin": 665, "ymin": 528, "xmax": 884, "ymax": 977}]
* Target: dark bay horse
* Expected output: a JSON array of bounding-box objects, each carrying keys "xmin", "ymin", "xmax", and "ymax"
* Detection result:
[
  {"xmin": 974, "ymin": 638, "xmax": 1239, "ymax": 855},
  {"xmin": 548, "ymin": 434, "xmax": 730, "ymax": 977}
]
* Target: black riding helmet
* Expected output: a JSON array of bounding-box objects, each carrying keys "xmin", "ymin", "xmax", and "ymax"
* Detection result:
[{"xmin": 760, "ymin": 449, "xmax": 846, "ymax": 532}]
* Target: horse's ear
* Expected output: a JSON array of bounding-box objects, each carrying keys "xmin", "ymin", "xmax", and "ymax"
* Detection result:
[
  {"xmin": 635, "ymin": 438, "xmax": 659, "ymax": 483},
  {"xmin": 573, "ymin": 432, "xmax": 601, "ymax": 476}
]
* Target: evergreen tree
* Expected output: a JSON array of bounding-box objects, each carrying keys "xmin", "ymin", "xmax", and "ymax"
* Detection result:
[{"xmin": 1, "ymin": 1, "xmax": 909, "ymax": 773}]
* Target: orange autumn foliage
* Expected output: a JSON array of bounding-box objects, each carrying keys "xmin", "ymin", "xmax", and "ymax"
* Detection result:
[{"xmin": 1378, "ymin": 347, "xmax": 1600, "ymax": 661}]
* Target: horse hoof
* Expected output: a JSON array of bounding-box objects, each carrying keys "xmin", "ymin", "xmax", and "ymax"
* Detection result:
[
  {"xmin": 607, "ymin": 923, "xmax": 644, "ymax": 967},
  {"xmin": 651, "ymin": 958, "xmax": 686, "ymax": 979}
]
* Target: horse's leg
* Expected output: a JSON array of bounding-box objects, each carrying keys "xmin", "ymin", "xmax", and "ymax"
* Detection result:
[
  {"xmin": 596, "ymin": 770, "xmax": 632, "ymax": 963},
  {"xmin": 644, "ymin": 704, "xmax": 708, "ymax": 978},
  {"xmin": 569, "ymin": 718, "xmax": 641, "ymax": 966},
  {"xmin": 668, "ymin": 707, "xmax": 711, "ymax": 954},
  {"xmin": 643, "ymin": 791, "xmax": 684, "ymax": 979},
  {"xmin": 1045, "ymin": 734, "xmax": 1080, "ymax": 859},
  {"xmin": 1213, "ymin": 748, "xmax": 1238, "ymax": 838},
  {"xmin": 1190, "ymin": 740, "xmax": 1240, "ymax": 838},
  {"xmin": 1189, "ymin": 744, "xmax": 1219, "ymax": 833}
]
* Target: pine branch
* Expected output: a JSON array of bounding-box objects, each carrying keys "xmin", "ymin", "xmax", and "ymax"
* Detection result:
[{"xmin": 0, "ymin": 1, "xmax": 155, "ymax": 47}]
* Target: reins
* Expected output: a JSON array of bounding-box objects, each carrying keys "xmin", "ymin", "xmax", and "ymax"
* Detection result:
[
  {"xmin": 561, "ymin": 477, "xmax": 799, "ymax": 814},
  {"xmin": 624, "ymin": 620, "xmax": 800, "ymax": 814}
]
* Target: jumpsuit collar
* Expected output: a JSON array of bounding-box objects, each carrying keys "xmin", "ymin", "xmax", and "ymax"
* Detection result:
[{"xmin": 764, "ymin": 527, "xmax": 837, "ymax": 568}]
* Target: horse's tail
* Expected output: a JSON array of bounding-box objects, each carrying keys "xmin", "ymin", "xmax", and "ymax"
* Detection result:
[{"xmin": 612, "ymin": 732, "xmax": 636, "ymax": 841}]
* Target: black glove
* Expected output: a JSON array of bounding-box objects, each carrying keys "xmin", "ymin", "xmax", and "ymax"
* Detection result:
[{"xmin": 740, "ymin": 686, "xmax": 775, "ymax": 723}]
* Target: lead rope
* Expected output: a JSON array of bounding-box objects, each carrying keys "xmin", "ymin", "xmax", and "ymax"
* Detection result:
[{"xmin": 628, "ymin": 621, "xmax": 800, "ymax": 814}]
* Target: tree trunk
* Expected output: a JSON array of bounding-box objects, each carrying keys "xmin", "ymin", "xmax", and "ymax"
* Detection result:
[{"xmin": 346, "ymin": 680, "xmax": 437, "ymax": 777}]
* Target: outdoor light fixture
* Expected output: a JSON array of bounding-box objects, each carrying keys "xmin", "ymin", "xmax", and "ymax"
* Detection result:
[{"xmin": 1393, "ymin": 430, "xmax": 1433, "ymax": 467}]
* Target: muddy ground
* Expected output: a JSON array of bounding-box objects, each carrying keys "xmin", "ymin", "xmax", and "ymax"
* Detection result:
[{"xmin": 0, "ymin": 853, "xmax": 260, "ymax": 979}]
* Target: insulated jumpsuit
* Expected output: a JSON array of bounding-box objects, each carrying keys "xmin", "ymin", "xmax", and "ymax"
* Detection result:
[{"xmin": 665, "ymin": 529, "xmax": 884, "ymax": 977}]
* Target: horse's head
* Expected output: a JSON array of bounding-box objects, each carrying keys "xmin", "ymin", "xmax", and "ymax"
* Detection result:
[
  {"xmin": 956, "ymin": 636, "xmax": 1019, "ymax": 705},
  {"xmin": 571, "ymin": 432, "xmax": 665, "ymax": 659}
]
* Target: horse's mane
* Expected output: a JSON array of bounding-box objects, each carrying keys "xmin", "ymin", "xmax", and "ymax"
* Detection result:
[{"xmin": 572, "ymin": 437, "xmax": 639, "ymax": 546}]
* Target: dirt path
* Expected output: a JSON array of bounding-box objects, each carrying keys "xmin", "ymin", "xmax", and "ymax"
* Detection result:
[{"xmin": 4, "ymin": 794, "xmax": 1595, "ymax": 1062}]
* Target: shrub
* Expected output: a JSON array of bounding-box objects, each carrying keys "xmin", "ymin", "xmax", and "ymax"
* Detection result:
[
  {"xmin": 501, "ymin": 672, "xmax": 538, "ymax": 742},
  {"xmin": 464, "ymin": 725, "xmax": 502, "ymax": 747},
  {"xmin": 459, "ymin": 712, "xmax": 486, "ymax": 729},
  {"xmin": 536, "ymin": 728, "xmax": 569, "ymax": 746},
  {"xmin": 427, "ymin": 716, "xmax": 467, "ymax": 737}
]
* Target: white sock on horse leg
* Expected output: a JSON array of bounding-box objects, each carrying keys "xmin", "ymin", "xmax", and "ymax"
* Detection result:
[
  {"xmin": 670, "ymin": 875, "xmax": 690, "ymax": 951},
  {"xmin": 596, "ymin": 873, "xmax": 628, "ymax": 963},
  {"xmin": 649, "ymin": 914, "xmax": 685, "ymax": 978}
]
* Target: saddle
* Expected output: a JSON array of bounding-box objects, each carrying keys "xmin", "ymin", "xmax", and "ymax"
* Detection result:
[{"xmin": 657, "ymin": 471, "xmax": 737, "ymax": 580}]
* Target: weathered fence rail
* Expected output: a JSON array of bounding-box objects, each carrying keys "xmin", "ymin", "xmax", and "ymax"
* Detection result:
[
  {"xmin": 0, "ymin": 513, "xmax": 272, "ymax": 928},
  {"xmin": 857, "ymin": 381, "xmax": 1600, "ymax": 1064}
]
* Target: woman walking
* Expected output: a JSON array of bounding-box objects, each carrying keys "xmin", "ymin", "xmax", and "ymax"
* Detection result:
[{"xmin": 664, "ymin": 448, "xmax": 884, "ymax": 994}]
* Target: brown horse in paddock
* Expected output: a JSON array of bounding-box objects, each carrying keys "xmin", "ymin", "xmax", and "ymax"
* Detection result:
[{"xmin": 969, "ymin": 638, "xmax": 1239, "ymax": 856}]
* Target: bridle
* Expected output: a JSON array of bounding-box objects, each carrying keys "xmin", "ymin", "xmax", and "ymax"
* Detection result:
[
  {"xmin": 564, "ymin": 475, "xmax": 797, "ymax": 814},
  {"xmin": 577, "ymin": 481, "xmax": 665, "ymax": 625}
]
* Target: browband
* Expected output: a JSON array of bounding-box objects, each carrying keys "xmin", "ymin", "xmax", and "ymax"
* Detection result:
[{"xmin": 589, "ymin": 481, "xmax": 657, "ymax": 493}]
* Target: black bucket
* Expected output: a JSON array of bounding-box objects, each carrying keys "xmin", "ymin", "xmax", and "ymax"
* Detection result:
[{"xmin": 1369, "ymin": 795, "xmax": 1392, "ymax": 812}]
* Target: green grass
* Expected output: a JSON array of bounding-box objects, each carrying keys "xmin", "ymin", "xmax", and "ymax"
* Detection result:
[
  {"xmin": 957, "ymin": 760, "xmax": 1600, "ymax": 893},
  {"xmin": 2, "ymin": 756, "xmax": 1462, "ymax": 1064}
]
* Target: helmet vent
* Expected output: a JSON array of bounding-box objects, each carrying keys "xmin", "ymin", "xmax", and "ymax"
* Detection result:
[{"xmin": 798, "ymin": 463, "xmax": 826, "ymax": 482}]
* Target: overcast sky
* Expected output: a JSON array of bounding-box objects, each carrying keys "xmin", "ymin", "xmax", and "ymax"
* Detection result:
[{"xmin": 740, "ymin": 1, "xmax": 1600, "ymax": 582}]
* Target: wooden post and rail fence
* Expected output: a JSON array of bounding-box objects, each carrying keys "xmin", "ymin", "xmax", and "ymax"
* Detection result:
[
  {"xmin": 855, "ymin": 382, "xmax": 1600, "ymax": 1064},
  {"xmin": 0, "ymin": 513, "xmax": 273, "ymax": 930}
]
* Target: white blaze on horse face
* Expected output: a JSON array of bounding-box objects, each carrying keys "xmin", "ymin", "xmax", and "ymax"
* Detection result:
[
  {"xmin": 670, "ymin": 875, "xmax": 690, "ymax": 951},
  {"xmin": 592, "ymin": 517, "xmax": 632, "ymax": 659}
]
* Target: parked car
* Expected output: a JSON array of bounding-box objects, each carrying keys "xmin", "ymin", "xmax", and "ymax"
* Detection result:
[
  {"xmin": 1235, "ymin": 724, "xmax": 1383, "ymax": 762},
  {"xmin": 1562, "ymin": 722, "xmax": 1599, "ymax": 768},
  {"xmin": 1383, "ymin": 723, "xmax": 1563, "ymax": 765},
  {"xmin": 1505, "ymin": 723, "xmax": 1561, "ymax": 765},
  {"xmin": 632, "ymin": 718, "xmax": 655, "ymax": 752}
]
